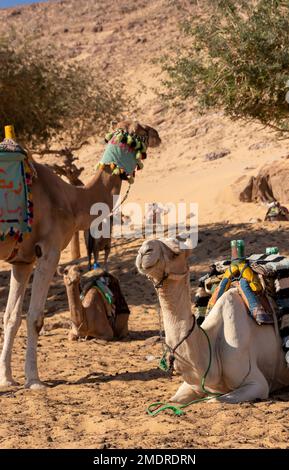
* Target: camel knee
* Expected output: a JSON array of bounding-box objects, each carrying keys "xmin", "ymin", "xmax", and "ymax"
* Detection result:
[
  {"xmin": 4, "ymin": 310, "xmax": 22, "ymax": 333},
  {"xmin": 68, "ymin": 331, "xmax": 79, "ymax": 341},
  {"xmin": 170, "ymin": 382, "xmax": 203, "ymax": 404},
  {"xmin": 114, "ymin": 314, "xmax": 129, "ymax": 338},
  {"xmin": 27, "ymin": 312, "xmax": 44, "ymax": 335}
]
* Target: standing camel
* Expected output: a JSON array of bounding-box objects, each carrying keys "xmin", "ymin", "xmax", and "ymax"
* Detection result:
[
  {"xmin": 136, "ymin": 238, "xmax": 289, "ymax": 403},
  {"xmin": 0, "ymin": 121, "xmax": 161, "ymax": 389}
]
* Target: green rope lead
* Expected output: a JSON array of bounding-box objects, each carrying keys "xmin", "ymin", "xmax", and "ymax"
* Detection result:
[{"xmin": 147, "ymin": 326, "xmax": 223, "ymax": 417}]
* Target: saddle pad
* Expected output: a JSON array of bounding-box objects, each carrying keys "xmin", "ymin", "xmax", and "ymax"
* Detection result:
[{"xmin": 0, "ymin": 151, "xmax": 33, "ymax": 242}]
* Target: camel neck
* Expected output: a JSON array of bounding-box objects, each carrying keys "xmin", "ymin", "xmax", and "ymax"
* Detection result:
[
  {"xmin": 66, "ymin": 282, "xmax": 84, "ymax": 327},
  {"xmin": 157, "ymin": 273, "xmax": 208, "ymax": 377},
  {"xmin": 74, "ymin": 167, "xmax": 122, "ymax": 230}
]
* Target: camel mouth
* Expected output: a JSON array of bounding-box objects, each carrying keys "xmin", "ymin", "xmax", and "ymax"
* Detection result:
[{"xmin": 136, "ymin": 252, "xmax": 159, "ymax": 274}]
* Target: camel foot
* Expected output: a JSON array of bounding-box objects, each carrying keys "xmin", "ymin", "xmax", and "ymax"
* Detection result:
[
  {"xmin": 68, "ymin": 331, "xmax": 79, "ymax": 341},
  {"xmin": 25, "ymin": 380, "xmax": 46, "ymax": 390},
  {"xmin": 0, "ymin": 377, "xmax": 19, "ymax": 387}
]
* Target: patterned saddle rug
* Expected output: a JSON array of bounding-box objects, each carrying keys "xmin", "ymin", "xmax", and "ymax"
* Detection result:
[
  {"xmin": 0, "ymin": 139, "xmax": 34, "ymax": 243},
  {"xmin": 80, "ymin": 269, "xmax": 130, "ymax": 323},
  {"xmin": 195, "ymin": 252, "xmax": 289, "ymax": 362}
]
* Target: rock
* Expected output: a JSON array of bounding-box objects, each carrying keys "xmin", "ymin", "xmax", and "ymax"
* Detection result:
[
  {"xmin": 203, "ymin": 149, "xmax": 231, "ymax": 161},
  {"xmin": 92, "ymin": 25, "xmax": 103, "ymax": 33},
  {"xmin": 249, "ymin": 217, "xmax": 262, "ymax": 223},
  {"xmin": 135, "ymin": 37, "xmax": 147, "ymax": 43},
  {"xmin": 63, "ymin": 28, "xmax": 69, "ymax": 33},
  {"xmin": 146, "ymin": 355, "xmax": 156, "ymax": 362},
  {"xmin": 248, "ymin": 141, "xmax": 269, "ymax": 151},
  {"xmin": 10, "ymin": 9, "xmax": 21, "ymax": 17}
]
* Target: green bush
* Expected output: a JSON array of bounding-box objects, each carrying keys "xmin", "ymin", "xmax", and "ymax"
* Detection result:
[
  {"xmin": 162, "ymin": 0, "xmax": 289, "ymax": 133},
  {"xmin": 0, "ymin": 41, "xmax": 125, "ymax": 149}
]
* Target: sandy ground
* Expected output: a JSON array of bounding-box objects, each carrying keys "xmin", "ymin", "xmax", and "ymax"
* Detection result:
[
  {"xmin": 0, "ymin": 223, "xmax": 289, "ymax": 449},
  {"xmin": 0, "ymin": 0, "xmax": 289, "ymax": 450}
]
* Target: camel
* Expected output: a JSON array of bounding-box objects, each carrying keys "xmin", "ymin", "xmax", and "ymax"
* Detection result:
[
  {"xmin": 136, "ymin": 237, "xmax": 289, "ymax": 403},
  {"xmin": 84, "ymin": 218, "xmax": 112, "ymax": 271},
  {"xmin": 61, "ymin": 265, "xmax": 129, "ymax": 340},
  {"xmin": 0, "ymin": 120, "xmax": 161, "ymax": 389}
]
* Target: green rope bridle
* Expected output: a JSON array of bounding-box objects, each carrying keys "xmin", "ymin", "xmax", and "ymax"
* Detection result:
[{"xmin": 147, "ymin": 271, "xmax": 223, "ymax": 417}]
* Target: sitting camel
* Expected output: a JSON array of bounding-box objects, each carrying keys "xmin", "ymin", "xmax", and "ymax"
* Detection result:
[
  {"xmin": 136, "ymin": 237, "xmax": 289, "ymax": 403},
  {"xmin": 61, "ymin": 265, "xmax": 129, "ymax": 340},
  {"xmin": 0, "ymin": 120, "xmax": 161, "ymax": 388}
]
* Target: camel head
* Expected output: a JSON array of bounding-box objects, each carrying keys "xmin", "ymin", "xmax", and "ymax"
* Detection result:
[
  {"xmin": 59, "ymin": 265, "xmax": 81, "ymax": 287},
  {"xmin": 136, "ymin": 237, "xmax": 192, "ymax": 285},
  {"xmin": 112, "ymin": 120, "xmax": 161, "ymax": 148}
]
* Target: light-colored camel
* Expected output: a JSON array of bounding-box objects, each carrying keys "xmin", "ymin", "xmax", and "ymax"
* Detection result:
[
  {"xmin": 136, "ymin": 238, "xmax": 289, "ymax": 403},
  {"xmin": 0, "ymin": 121, "xmax": 160, "ymax": 389},
  {"xmin": 61, "ymin": 265, "xmax": 129, "ymax": 340}
]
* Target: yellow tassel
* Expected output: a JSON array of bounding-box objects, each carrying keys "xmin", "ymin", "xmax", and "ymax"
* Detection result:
[
  {"xmin": 110, "ymin": 163, "xmax": 116, "ymax": 170},
  {"xmin": 113, "ymin": 168, "xmax": 120, "ymax": 175},
  {"xmin": 5, "ymin": 125, "xmax": 16, "ymax": 140}
]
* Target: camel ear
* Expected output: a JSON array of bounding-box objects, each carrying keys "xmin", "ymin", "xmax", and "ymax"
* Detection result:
[
  {"xmin": 160, "ymin": 238, "xmax": 181, "ymax": 255},
  {"xmin": 110, "ymin": 120, "xmax": 118, "ymax": 130},
  {"xmin": 57, "ymin": 266, "xmax": 65, "ymax": 276},
  {"xmin": 177, "ymin": 231, "xmax": 198, "ymax": 254},
  {"xmin": 57, "ymin": 265, "xmax": 70, "ymax": 276}
]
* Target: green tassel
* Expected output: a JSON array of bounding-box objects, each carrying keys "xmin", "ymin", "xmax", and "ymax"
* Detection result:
[
  {"xmin": 159, "ymin": 356, "xmax": 169, "ymax": 372},
  {"xmin": 105, "ymin": 132, "xmax": 113, "ymax": 142},
  {"xmin": 115, "ymin": 132, "xmax": 123, "ymax": 143},
  {"xmin": 127, "ymin": 135, "xmax": 133, "ymax": 146},
  {"xmin": 136, "ymin": 151, "xmax": 142, "ymax": 160},
  {"xmin": 135, "ymin": 140, "xmax": 142, "ymax": 150}
]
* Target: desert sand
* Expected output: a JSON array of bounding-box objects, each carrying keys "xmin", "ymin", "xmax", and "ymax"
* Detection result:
[{"xmin": 0, "ymin": 0, "xmax": 289, "ymax": 449}]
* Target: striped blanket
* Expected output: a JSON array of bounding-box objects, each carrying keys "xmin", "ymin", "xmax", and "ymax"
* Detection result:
[{"xmin": 0, "ymin": 140, "xmax": 34, "ymax": 242}]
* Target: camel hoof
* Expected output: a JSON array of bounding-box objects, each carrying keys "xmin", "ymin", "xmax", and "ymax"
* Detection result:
[
  {"xmin": 25, "ymin": 380, "xmax": 46, "ymax": 390},
  {"xmin": 0, "ymin": 377, "xmax": 19, "ymax": 387}
]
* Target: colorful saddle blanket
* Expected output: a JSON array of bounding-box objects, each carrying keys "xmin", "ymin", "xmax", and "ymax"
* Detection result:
[
  {"xmin": 0, "ymin": 139, "xmax": 34, "ymax": 243},
  {"xmin": 195, "ymin": 253, "xmax": 289, "ymax": 355},
  {"xmin": 80, "ymin": 269, "xmax": 130, "ymax": 318}
]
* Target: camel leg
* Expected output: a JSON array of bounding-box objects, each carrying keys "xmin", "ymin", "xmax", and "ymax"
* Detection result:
[
  {"xmin": 25, "ymin": 249, "xmax": 60, "ymax": 389},
  {"xmin": 170, "ymin": 381, "xmax": 205, "ymax": 404},
  {"xmin": 215, "ymin": 370, "xmax": 269, "ymax": 404},
  {"xmin": 0, "ymin": 263, "xmax": 33, "ymax": 387},
  {"xmin": 93, "ymin": 246, "xmax": 100, "ymax": 269},
  {"xmin": 104, "ymin": 243, "xmax": 110, "ymax": 272}
]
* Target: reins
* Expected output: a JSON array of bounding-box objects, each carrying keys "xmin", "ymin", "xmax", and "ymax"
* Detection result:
[{"xmin": 147, "ymin": 269, "xmax": 223, "ymax": 416}]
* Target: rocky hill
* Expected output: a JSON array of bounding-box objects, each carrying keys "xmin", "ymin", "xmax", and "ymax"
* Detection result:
[{"xmin": 1, "ymin": 0, "xmax": 289, "ymax": 224}]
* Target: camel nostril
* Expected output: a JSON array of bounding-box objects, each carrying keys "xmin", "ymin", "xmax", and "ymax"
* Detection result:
[{"xmin": 143, "ymin": 248, "xmax": 153, "ymax": 255}]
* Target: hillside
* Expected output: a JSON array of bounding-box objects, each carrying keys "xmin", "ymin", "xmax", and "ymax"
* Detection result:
[
  {"xmin": 1, "ymin": 0, "xmax": 289, "ymax": 224},
  {"xmin": 0, "ymin": 0, "xmax": 289, "ymax": 451}
]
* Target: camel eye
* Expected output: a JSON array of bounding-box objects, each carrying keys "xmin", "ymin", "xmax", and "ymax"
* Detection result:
[{"xmin": 64, "ymin": 269, "xmax": 69, "ymax": 275}]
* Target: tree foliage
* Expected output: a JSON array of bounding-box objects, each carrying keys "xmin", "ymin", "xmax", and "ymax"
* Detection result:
[
  {"xmin": 162, "ymin": 0, "xmax": 289, "ymax": 132},
  {"xmin": 0, "ymin": 40, "xmax": 126, "ymax": 149}
]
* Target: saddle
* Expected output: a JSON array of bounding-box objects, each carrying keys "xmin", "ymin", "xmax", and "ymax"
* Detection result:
[
  {"xmin": 195, "ymin": 253, "xmax": 289, "ymax": 354},
  {"xmin": 80, "ymin": 269, "xmax": 130, "ymax": 327}
]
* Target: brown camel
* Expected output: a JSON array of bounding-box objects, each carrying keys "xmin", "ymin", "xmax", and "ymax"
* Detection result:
[
  {"xmin": 0, "ymin": 120, "xmax": 161, "ymax": 388},
  {"xmin": 61, "ymin": 265, "xmax": 129, "ymax": 340}
]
